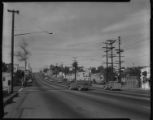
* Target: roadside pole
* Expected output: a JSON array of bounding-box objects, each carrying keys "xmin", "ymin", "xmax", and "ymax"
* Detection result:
[
  {"xmin": 107, "ymin": 40, "xmax": 116, "ymax": 81},
  {"xmin": 115, "ymin": 36, "xmax": 124, "ymax": 83},
  {"xmin": 102, "ymin": 42, "xmax": 109, "ymax": 83},
  {"xmin": 7, "ymin": 9, "xmax": 19, "ymax": 94}
]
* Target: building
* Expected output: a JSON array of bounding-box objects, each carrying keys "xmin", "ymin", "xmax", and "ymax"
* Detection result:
[
  {"xmin": 140, "ymin": 66, "xmax": 150, "ymax": 90},
  {"xmin": 5, "ymin": 63, "xmax": 11, "ymax": 72},
  {"xmin": 14, "ymin": 64, "xmax": 19, "ymax": 72},
  {"xmin": 77, "ymin": 72, "xmax": 85, "ymax": 80},
  {"xmin": 65, "ymin": 74, "xmax": 74, "ymax": 81},
  {"xmin": 47, "ymin": 69, "xmax": 53, "ymax": 76},
  {"xmin": 18, "ymin": 66, "xmax": 25, "ymax": 71},
  {"xmin": 2, "ymin": 72, "xmax": 11, "ymax": 92},
  {"xmin": 91, "ymin": 73, "xmax": 104, "ymax": 83},
  {"xmin": 57, "ymin": 72, "xmax": 64, "ymax": 78},
  {"xmin": 121, "ymin": 76, "xmax": 138, "ymax": 88}
]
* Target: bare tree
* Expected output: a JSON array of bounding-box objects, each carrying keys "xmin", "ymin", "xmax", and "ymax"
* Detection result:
[{"xmin": 15, "ymin": 39, "xmax": 31, "ymax": 87}]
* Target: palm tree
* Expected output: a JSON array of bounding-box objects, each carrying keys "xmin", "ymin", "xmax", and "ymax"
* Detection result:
[
  {"xmin": 63, "ymin": 66, "xmax": 69, "ymax": 78},
  {"xmin": 72, "ymin": 61, "xmax": 78, "ymax": 82}
]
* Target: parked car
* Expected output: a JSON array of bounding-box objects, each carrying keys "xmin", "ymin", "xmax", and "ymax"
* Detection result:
[
  {"xmin": 44, "ymin": 77, "xmax": 48, "ymax": 80},
  {"xmin": 57, "ymin": 79, "xmax": 64, "ymax": 83},
  {"xmin": 104, "ymin": 81, "xmax": 121, "ymax": 90},
  {"xmin": 69, "ymin": 82, "xmax": 78, "ymax": 90},
  {"xmin": 26, "ymin": 79, "xmax": 33, "ymax": 86},
  {"xmin": 69, "ymin": 81, "xmax": 91, "ymax": 91}
]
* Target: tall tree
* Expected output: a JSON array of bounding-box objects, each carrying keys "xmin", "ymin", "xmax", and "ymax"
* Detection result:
[
  {"xmin": 43, "ymin": 68, "xmax": 49, "ymax": 73},
  {"xmin": 2, "ymin": 62, "xmax": 8, "ymax": 72},
  {"xmin": 91, "ymin": 67, "xmax": 97, "ymax": 74},
  {"xmin": 63, "ymin": 66, "xmax": 70, "ymax": 78},
  {"xmin": 97, "ymin": 66, "xmax": 105, "ymax": 73},
  {"xmin": 72, "ymin": 61, "xmax": 78, "ymax": 81}
]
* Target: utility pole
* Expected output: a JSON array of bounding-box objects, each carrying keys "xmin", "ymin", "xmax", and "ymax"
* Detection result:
[
  {"xmin": 55, "ymin": 63, "xmax": 58, "ymax": 78},
  {"xmin": 73, "ymin": 57, "xmax": 77, "ymax": 82},
  {"xmin": 24, "ymin": 60, "xmax": 27, "ymax": 86},
  {"xmin": 115, "ymin": 36, "xmax": 124, "ymax": 83},
  {"xmin": 8, "ymin": 9, "xmax": 19, "ymax": 94},
  {"xmin": 102, "ymin": 42, "xmax": 109, "ymax": 83},
  {"xmin": 107, "ymin": 40, "xmax": 116, "ymax": 81}
]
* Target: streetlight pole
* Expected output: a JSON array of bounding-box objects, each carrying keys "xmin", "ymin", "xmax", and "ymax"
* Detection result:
[
  {"xmin": 14, "ymin": 31, "xmax": 53, "ymax": 36},
  {"xmin": 8, "ymin": 9, "xmax": 19, "ymax": 94},
  {"xmin": 14, "ymin": 31, "xmax": 53, "ymax": 86}
]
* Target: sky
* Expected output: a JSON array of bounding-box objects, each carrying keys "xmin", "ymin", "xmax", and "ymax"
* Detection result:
[{"xmin": 3, "ymin": 0, "xmax": 150, "ymax": 72}]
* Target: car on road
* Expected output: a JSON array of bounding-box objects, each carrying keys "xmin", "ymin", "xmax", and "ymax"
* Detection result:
[
  {"xmin": 104, "ymin": 81, "xmax": 121, "ymax": 91},
  {"xmin": 26, "ymin": 79, "xmax": 33, "ymax": 86},
  {"xmin": 69, "ymin": 81, "xmax": 91, "ymax": 91},
  {"xmin": 69, "ymin": 82, "xmax": 78, "ymax": 90},
  {"xmin": 57, "ymin": 80, "xmax": 63, "ymax": 83},
  {"xmin": 44, "ymin": 77, "xmax": 48, "ymax": 80}
]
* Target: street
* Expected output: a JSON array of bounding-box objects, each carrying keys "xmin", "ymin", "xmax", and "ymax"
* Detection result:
[
  {"xmin": 4, "ymin": 73, "xmax": 150, "ymax": 119},
  {"xmin": 2, "ymin": 2, "xmax": 151, "ymax": 120}
]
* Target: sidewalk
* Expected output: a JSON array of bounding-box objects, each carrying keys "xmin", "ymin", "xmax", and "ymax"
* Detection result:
[
  {"xmin": 121, "ymin": 87, "xmax": 150, "ymax": 95},
  {"xmin": 3, "ymin": 86, "xmax": 22, "ymax": 107}
]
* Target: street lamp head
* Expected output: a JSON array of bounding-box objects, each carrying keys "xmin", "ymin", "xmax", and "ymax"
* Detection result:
[
  {"xmin": 16, "ymin": 10, "xmax": 19, "ymax": 14},
  {"xmin": 43, "ymin": 31, "xmax": 53, "ymax": 34},
  {"xmin": 7, "ymin": 9, "xmax": 19, "ymax": 14}
]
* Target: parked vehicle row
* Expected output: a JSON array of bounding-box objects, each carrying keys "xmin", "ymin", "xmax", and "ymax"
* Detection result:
[{"xmin": 43, "ymin": 74, "xmax": 122, "ymax": 91}]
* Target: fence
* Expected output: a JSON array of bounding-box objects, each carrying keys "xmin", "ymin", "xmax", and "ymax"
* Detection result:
[{"xmin": 121, "ymin": 76, "xmax": 139, "ymax": 88}]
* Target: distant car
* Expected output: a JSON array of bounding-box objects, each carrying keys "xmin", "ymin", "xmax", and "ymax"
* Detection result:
[
  {"xmin": 44, "ymin": 77, "xmax": 48, "ymax": 80},
  {"xmin": 69, "ymin": 81, "xmax": 91, "ymax": 91},
  {"xmin": 26, "ymin": 79, "xmax": 33, "ymax": 86},
  {"xmin": 104, "ymin": 81, "xmax": 121, "ymax": 91},
  {"xmin": 65, "ymin": 81, "xmax": 71, "ymax": 87},
  {"xmin": 103, "ymin": 84, "xmax": 112, "ymax": 90},
  {"xmin": 57, "ymin": 79, "xmax": 63, "ymax": 83},
  {"xmin": 69, "ymin": 82, "xmax": 78, "ymax": 90},
  {"xmin": 49, "ymin": 79, "xmax": 54, "ymax": 82},
  {"xmin": 99, "ymin": 81, "xmax": 106, "ymax": 85}
]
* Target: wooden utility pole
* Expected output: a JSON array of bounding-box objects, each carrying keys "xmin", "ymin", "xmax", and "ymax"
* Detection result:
[
  {"xmin": 102, "ymin": 42, "xmax": 109, "ymax": 83},
  {"xmin": 107, "ymin": 40, "xmax": 116, "ymax": 81},
  {"xmin": 55, "ymin": 63, "xmax": 58, "ymax": 78},
  {"xmin": 8, "ymin": 9, "xmax": 19, "ymax": 93},
  {"xmin": 73, "ymin": 57, "xmax": 77, "ymax": 82},
  {"xmin": 115, "ymin": 36, "xmax": 124, "ymax": 83}
]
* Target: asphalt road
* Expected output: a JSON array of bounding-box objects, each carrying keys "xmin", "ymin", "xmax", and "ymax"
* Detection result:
[{"xmin": 4, "ymin": 73, "xmax": 150, "ymax": 119}]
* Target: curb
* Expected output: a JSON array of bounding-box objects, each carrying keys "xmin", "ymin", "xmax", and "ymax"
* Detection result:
[
  {"xmin": 3, "ymin": 87, "xmax": 23, "ymax": 107},
  {"xmin": 92, "ymin": 84, "xmax": 150, "ymax": 93}
]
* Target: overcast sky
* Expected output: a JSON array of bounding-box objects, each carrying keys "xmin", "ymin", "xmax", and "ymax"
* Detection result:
[{"xmin": 3, "ymin": 0, "xmax": 150, "ymax": 72}]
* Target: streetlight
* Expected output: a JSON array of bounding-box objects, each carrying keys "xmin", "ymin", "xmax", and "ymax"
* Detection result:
[
  {"xmin": 15, "ymin": 31, "xmax": 53, "ymax": 36},
  {"xmin": 14, "ymin": 31, "xmax": 53, "ymax": 89}
]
